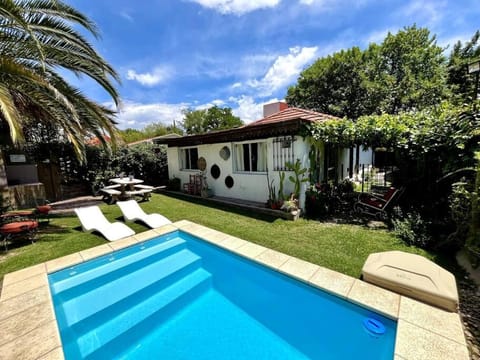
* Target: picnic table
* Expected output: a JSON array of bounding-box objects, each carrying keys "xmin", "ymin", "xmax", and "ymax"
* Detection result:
[{"xmin": 100, "ymin": 177, "xmax": 154, "ymax": 203}]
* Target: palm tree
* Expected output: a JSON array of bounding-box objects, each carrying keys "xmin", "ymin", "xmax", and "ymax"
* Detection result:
[{"xmin": 0, "ymin": 0, "xmax": 121, "ymax": 161}]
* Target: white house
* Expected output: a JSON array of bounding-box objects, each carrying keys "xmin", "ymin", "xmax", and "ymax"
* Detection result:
[{"xmin": 164, "ymin": 103, "xmax": 373, "ymax": 209}]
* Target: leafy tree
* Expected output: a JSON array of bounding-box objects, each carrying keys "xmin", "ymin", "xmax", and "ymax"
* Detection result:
[
  {"xmin": 181, "ymin": 106, "xmax": 243, "ymax": 135},
  {"xmin": 120, "ymin": 128, "xmax": 145, "ymax": 143},
  {"xmin": 447, "ymin": 30, "xmax": 480, "ymax": 102},
  {"xmin": 375, "ymin": 25, "xmax": 448, "ymax": 114},
  {"xmin": 287, "ymin": 47, "xmax": 374, "ymax": 119},
  {"xmin": 287, "ymin": 25, "xmax": 448, "ymax": 118},
  {"xmin": 0, "ymin": 0, "xmax": 120, "ymax": 161}
]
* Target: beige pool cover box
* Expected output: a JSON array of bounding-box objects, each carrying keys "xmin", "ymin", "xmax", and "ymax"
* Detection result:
[{"xmin": 362, "ymin": 251, "xmax": 459, "ymax": 312}]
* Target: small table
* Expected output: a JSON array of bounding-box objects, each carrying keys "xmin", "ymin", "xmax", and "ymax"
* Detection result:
[{"xmin": 110, "ymin": 177, "xmax": 144, "ymax": 199}]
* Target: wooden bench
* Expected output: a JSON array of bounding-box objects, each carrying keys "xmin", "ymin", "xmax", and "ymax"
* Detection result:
[
  {"xmin": 100, "ymin": 188, "xmax": 122, "ymax": 204},
  {"xmin": 125, "ymin": 189, "xmax": 152, "ymax": 201}
]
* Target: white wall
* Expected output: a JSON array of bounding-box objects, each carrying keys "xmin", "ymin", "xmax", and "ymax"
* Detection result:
[
  {"xmin": 167, "ymin": 136, "xmax": 311, "ymax": 208},
  {"xmin": 338, "ymin": 146, "xmax": 373, "ymax": 180}
]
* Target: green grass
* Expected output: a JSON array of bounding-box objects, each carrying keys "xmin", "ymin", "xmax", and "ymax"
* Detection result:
[{"xmin": 0, "ymin": 193, "xmax": 433, "ymax": 279}]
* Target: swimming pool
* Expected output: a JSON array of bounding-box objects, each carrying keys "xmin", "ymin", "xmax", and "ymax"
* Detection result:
[{"xmin": 49, "ymin": 230, "xmax": 397, "ymax": 359}]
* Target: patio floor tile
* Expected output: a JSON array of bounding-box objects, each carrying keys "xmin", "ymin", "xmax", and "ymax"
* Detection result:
[
  {"xmin": 395, "ymin": 319, "xmax": 469, "ymax": 360},
  {"xmin": 217, "ymin": 235, "xmax": 247, "ymax": 250},
  {"xmin": 153, "ymin": 223, "xmax": 178, "ymax": 235},
  {"xmin": 2, "ymin": 263, "xmax": 46, "ymax": 287},
  {"xmin": 0, "ymin": 319, "xmax": 61, "ymax": 360},
  {"xmin": 0, "ymin": 273, "xmax": 48, "ymax": 301},
  {"xmin": 0, "ymin": 286, "xmax": 51, "ymax": 322},
  {"xmin": 398, "ymin": 296, "xmax": 466, "ymax": 346},
  {"xmin": 36, "ymin": 347, "xmax": 64, "ymax": 360},
  {"xmin": 0, "ymin": 301, "xmax": 55, "ymax": 347}
]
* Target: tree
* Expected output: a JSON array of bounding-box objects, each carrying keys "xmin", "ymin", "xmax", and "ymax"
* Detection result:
[
  {"xmin": 0, "ymin": 0, "xmax": 121, "ymax": 161},
  {"xmin": 447, "ymin": 31, "xmax": 480, "ymax": 102},
  {"xmin": 181, "ymin": 106, "xmax": 243, "ymax": 135},
  {"xmin": 287, "ymin": 47, "xmax": 374, "ymax": 119},
  {"xmin": 287, "ymin": 25, "xmax": 448, "ymax": 118},
  {"xmin": 375, "ymin": 25, "xmax": 448, "ymax": 114}
]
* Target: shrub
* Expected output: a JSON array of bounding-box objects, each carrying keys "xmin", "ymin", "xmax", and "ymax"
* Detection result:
[{"xmin": 392, "ymin": 209, "xmax": 432, "ymax": 248}]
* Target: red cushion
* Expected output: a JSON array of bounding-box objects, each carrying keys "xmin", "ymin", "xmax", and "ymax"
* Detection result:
[
  {"xmin": 363, "ymin": 198, "xmax": 384, "ymax": 208},
  {"xmin": 383, "ymin": 188, "xmax": 396, "ymax": 201},
  {"xmin": 36, "ymin": 205, "xmax": 52, "ymax": 214},
  {"xmin": 0, "ymin": 221, "xmax": 39, "ymax": 234}
]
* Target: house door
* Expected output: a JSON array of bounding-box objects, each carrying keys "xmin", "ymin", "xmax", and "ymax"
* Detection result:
[{"xmin": 37, "ymin": 161, "xmax": 61, "ymax": 201}]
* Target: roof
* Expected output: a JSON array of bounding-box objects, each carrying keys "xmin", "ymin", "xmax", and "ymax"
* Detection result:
[
  {"xmin": 127, "ymin": 133, "xmax": 181, "ymax": 146},
  {"xmin": 163, "ymin": 107, "xmax": 340, "ymax": 147},
  {"xmin": 246, "ymin": 107, "xmax": 338, "ymax": 127}
]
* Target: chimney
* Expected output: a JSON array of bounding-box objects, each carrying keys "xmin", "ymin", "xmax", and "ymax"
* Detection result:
[{"xmin": 263, "ymin": 102, "xmax": 288, "ymax": 117}]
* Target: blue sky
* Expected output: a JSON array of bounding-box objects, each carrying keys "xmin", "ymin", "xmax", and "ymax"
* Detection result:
[{"xmin": 65, "ymin": 0, "xmax": 480, "ymax": 129}]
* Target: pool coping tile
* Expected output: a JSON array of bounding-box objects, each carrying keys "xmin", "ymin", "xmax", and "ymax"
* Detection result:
[
  {"xmin": 108, "ymin": 235, "xmax": 139, "ymax": 251},
  {"xmin": 254, "ymin": 249, "xmax": 291, "ymax": 269},
  {"xmin": 46, "ymin": 253, "xmax": 83, "ymax": 274},
  {"xmin": 79, "ymin": 243, "xmax": 113, "ymax": 262},
  {"xmin": 133, "ymin": 229, "xmax": 160, "ymax": 242},
  {"xmin": 308, "ymin": 266, "xmax": 356, "ymax": 298},
  {"xmin": 0, "ymin": 220, "xmax": 469, "ymax": 360},
  {"xmin": 347, "ymin": 279, "xmax": 400, "ymax": 319}
]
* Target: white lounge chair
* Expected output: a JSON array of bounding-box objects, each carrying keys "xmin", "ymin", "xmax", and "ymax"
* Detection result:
[
  {"xmin": 74, "ymin": 206, "xmax": 135, "ymax": 241},
  {"xmin": 117, "ymin": 200, "xmax": 172, "ymax": 228}
]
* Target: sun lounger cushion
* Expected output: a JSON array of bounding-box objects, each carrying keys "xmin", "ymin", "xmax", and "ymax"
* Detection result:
[{"xmin": 362, "ymin": 251, "xmax": 459, "ymax": 312}]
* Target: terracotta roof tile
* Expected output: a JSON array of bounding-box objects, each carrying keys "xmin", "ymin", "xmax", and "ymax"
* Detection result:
[{"xmin": 246, "ymin": 107, "xmax": 339, "ymax": 127}]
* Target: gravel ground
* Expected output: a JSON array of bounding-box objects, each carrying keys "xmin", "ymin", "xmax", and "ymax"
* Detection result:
[{"xmin": 459, "ymin": 275, "xmax": 480, "ymax": 359}]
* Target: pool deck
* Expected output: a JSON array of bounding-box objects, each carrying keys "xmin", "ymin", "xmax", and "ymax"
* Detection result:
[{"xmin": 0, "ymin": 220, "xmax": 470, "ymax": 360}]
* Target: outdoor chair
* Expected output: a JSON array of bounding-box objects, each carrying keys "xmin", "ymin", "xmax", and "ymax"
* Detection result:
[
  {"xmin": 74, "ymin": 206, "xmax": 135, "ymax": 241},
  {"xmin": 354, "ymin": 187, "xmax": 403, "ymax": 220},
  {"xmin": 0, "ymin": 219, "xmax": 38, "ymax": 251},
  {"xmin": 117, "ymin": 200, "xmax": 172, "ymax": 228}
]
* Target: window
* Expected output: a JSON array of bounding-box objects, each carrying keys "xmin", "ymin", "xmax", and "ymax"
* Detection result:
[
  {"xmin": 180, "ymin": 147, "xmax": 199, "ymax": 170},
  {"xmin": 272, "ymin": 136, "xmax": 295, "ymax": 171},
  {"xmin": 233, "ymin": 142, "xmax": 267, "ymax": 172}
]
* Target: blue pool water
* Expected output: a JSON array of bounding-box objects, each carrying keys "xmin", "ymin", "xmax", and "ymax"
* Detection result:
[{"xmin": 49, "ymin": 230, "xmax": 397, "ymax": 359}]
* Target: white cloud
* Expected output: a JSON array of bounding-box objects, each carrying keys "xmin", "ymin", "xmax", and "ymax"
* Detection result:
[
  {"xmin": 246, "ymin": 46, "xmax": 318, "ymax": 96},
  {"xmin": 228, "ymin": 95, "xmax": 281, "ymax": 123},
  {"xmin": 125, "ymin": 67, "xmax": 172, "ymax": 87},
  {"xmin": 119, "ymin": 11, "xmax": 134, "ymax": 22},
  {"xmin": 107, "ymin": 101, "xmax": 188, "ymax": 130},
  {"xmin": 189, "ymin": 0, "xmax": 280, "ymax": 15},
  {"xmin": 400, "ymin": 0, "xmax": 446, "ymax": 28}
]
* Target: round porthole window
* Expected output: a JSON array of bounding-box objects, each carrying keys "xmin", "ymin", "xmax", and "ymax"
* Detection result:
[
  {"xmin": 219, "ymin": 146, "xmax": 230, "ymax": 161},
  {"xmin": 225, "ymin": 175, "xmax": 234, "ymax": 188},
  {"xmin": 211, "ymin": 164, "xmax": 220, "ymax": 179}
]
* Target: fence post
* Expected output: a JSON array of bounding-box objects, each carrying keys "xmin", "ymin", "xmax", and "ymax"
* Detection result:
[{"xmin": 361, "ymin": 164, "xmax": 365, "ymax": 193}]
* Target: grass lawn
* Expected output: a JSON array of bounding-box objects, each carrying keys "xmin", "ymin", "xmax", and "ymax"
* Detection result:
[{"xmin": 0, "ymin": 193, "xmax": 434, "ymax": 280}]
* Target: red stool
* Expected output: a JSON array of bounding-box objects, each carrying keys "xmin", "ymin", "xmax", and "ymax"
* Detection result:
[{"xmin": 0, "ymin": 220, "xmax": 39, "ymax": 251}]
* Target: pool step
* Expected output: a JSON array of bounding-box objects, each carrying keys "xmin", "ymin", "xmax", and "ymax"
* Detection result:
[
  {"xmin": 51, "ymin": 237, "xmax": 186, "ymax": 296},
  {"xmin": 79, "ymin": 268, "xmax": 212, "ymax": 359},
  {"xmin": 60, "ymin": 249, "xmax": 202, "ymax": 326}
]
